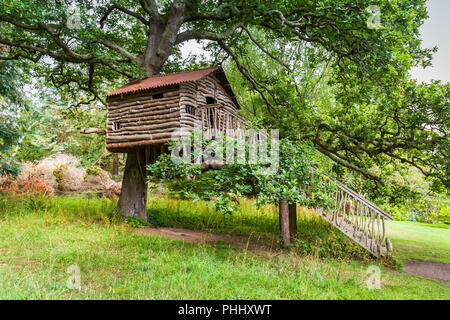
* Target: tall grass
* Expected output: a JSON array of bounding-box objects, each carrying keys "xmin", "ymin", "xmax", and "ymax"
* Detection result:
[
  {"xmin": 0, "ymin": 193, "xmax": 446, "ymax": 299},
  {"xmin": 147, "ymin": 195, "xmax": 374, "ymax": 261},
  {"xmin": 0, "ymin": 193, "xmax": 385, "ymax": 262},
  {"xmin": 0, "ymin": 193, "xmax": 118, "ymax": 224}
]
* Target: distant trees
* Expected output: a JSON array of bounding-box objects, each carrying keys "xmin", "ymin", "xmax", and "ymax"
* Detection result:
[{"xmin": 0, "ymin": 60, "xmax": 23, "ymax": 175}]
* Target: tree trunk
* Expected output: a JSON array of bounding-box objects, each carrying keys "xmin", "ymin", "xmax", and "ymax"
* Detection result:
[
  {"xmin": 117, "ymin": 151, "xmax": 148, "ymax": 219},
  {"xmin": 289, "ymin": 203, "xmax": 297, "ymax": 237},
  {"xmin": 116, "ymin": 7, "xmax": 185, "ymax": 219},
  {"xmin": 279, "ymin": 199, "xmax": 291, "ymax": 248}
]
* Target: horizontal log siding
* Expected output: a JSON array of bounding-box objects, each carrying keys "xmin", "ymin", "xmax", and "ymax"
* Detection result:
[{"xmin": 106, "ymin": 87, "xmax": 182, "ymax": 148}]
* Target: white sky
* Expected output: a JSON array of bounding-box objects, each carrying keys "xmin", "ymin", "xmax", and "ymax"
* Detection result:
[
  {"xmin": 182, "ymin": 0, "xmax": 449, "ymax": 83},
  {"xmin": 409, "ymin": 0, "xmax": 450, "ymax": 82}
]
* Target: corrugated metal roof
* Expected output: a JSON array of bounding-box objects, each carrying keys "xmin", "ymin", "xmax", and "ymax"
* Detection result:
[{"xmin": 107, "ymin": 66, "xmax": 220, "ymax": 97}]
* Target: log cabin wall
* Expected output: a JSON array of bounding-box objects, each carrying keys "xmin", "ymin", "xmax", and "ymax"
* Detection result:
[
  {"xmin": 197, "ymin": 74, "xmax": 239, "ymax": 114},
  {"xmin": 179, "ymin": 75, "xmax": 240, "ymax": 134},
  {"xmin": 106, "ymin": 69, "xmax": 244, "ymax": 152},
  {"xmin": 106, "ymin": 85, "xmax": 182, "ymax": 151},
  {"xmin": 179, "ymin": 81, "xmax": 199, "ymax": 134}
]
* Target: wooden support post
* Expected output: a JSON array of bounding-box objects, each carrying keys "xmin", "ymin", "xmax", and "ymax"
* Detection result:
[
  {"xmin": 151, "ymin": 146, "xmax": 157, "ymax": 163},
  {"xmin": 112, "ymin": 153, "xmax": 119, "ymax": 177},
  {"xmin": 145, "ymin": 147, "xmax": 150, "ymax": 171},
  {"xmin": 279, "ymin": 199, "xmax": 290, "ymax": 248},
  {"xmin": 289, "ymin": 202, "xmax": 297, "ymax": 237}
]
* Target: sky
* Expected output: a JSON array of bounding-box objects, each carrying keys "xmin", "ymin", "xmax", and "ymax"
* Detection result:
[
  {"xmin": 409, "ymin": 0, "xmax": 450, "ymax": 82},
  {"xmin": 182, "ymin": 0, "xmax": 449, "ymax": 83}
]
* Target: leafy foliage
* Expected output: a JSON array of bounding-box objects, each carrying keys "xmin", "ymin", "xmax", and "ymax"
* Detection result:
[
  {"xmin": 0, "ymin": 60, "xmax": 24, "ymax": 175},
  {"xmin": 225, "ymin": 24, "xmax": 449, "ymax": 200},
  {"xmin": 147, "ymin": 136, "xmax": 337, "ymax": 214}
]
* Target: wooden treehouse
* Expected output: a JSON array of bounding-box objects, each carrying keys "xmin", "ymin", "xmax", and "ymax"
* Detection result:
[
  {"xmin": 106, "ymin": 66, "xmax": 246, "ymax": 159},
  {"xmin": 105, "ymin": 66, "xmax": 393, "ymax": 258}
]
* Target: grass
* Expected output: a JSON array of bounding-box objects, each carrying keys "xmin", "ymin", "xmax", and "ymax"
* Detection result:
[
  {"xmin": 0, "ymin": 193, "xmax": 448, "ymax": 299},
  {"xmin": 147, "ymin": 195, "xmax": 375, "ymax": 261},
  {"xmin": 386, "ymin": 221, "xmax": 450, "ymax": 263}
]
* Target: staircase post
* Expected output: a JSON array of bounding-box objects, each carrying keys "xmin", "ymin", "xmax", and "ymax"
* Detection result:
[
  {"xmin": 289, "ymin": 203, "xmax": 297, "ymax": 237},
  {"xmin": 279, "ymin": 199, "xmax": 291, "ymax": 247}
]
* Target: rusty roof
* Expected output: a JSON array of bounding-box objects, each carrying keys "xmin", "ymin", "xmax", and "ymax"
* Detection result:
[{"xmin": 107, "ymin": 66, "xmax": 240, "ymax": 108}]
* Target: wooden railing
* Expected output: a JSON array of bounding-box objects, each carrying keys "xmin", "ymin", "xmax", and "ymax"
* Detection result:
[
  {"xmin": 313, "ymin": 174, "xmax": 393, "ymax": 257},
  {"xmin": 196, "ymin": 104, "xmax": 247, "ymax": 139}
]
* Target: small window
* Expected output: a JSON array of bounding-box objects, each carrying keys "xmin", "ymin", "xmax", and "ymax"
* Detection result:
[
  {"xmin": 185, "ymin": 104, "xmax": 196, "ymax": 115},
  {"xmin": 113, "ymin": 122, "xmax": 120, "ymax": 131},
  {"xmin": 152, "ymin": 93, "xmax": 164, "ymax": 99},
  {"xmin": 207, "ymin": 108, "xmax": 215, "ymax": 127},
  {"xmin": 206, "ymin": 96, "xmax": 216, "ymax": 105}
]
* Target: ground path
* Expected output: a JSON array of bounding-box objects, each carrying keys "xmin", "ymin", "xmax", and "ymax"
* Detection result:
[
  {"xmin": 403, "ymin": 260, "xmax": 450, "ymax": 282},
  {"xmin": 134, "ymin": 226, "xmax": 450, "ymax": 282}
]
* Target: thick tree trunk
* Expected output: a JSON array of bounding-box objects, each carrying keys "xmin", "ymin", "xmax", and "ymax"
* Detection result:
[
  {"xmin": 279, "ymin": 199, "xmax": 291, "ymax": 248},
  {"xmin": 289, "ymin": 203, "xmax": 297, "ymax": 237},
  {"xmin": 116, "ymin": 5, "xmax": 185, "ymax": 219},
  {"xmin": 117, "ymin": 151, "xmax": 148, "ymax": 219}
]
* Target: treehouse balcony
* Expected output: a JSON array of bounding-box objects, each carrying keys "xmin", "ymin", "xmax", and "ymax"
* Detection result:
[{"xmin": 188, "ymin": 103, "xmax": 247, "ymax": 139}]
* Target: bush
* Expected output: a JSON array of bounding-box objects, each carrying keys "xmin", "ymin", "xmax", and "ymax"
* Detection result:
[
  {"xmin": 381, "ymin": 196, "xmax": 442, "ymax": 224},
  {"xmin": 86, "ymin": 165, "xmax": 104, "ymax": 176},
  {"xmin": 0, "ymin": 174, "xmax": 53, "ymax": 196},
  {"xmin": 438, "ymin": 207, "xmax": 450, "ymax": 224},
  {"xmin": 18, "ymin": 154, "xmax": 85, "ymax": 192},
  {"xmin": 2, "ymin": 154, "xmax": 121, "ymax": 196}
]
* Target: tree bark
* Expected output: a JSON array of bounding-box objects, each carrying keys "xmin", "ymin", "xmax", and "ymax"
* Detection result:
[
  {"xmin": 289, "ymin": 202, "xmax": 297, "ymax": 237},
  {"xmin": 279, "ymin": 199, "xmax": 291, "ymax": 248},
  {"xmin": 117, "ymin": 151, "xmax": 148, "ymax": 219}
]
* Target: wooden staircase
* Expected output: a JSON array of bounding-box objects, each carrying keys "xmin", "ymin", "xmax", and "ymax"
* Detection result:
[{"xmin": 313, "ymin": 176, "xmax": 393, "ymax": 258}]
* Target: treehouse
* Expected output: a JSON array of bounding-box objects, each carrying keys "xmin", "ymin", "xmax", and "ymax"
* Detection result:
[{"xmin": 105, "ymin": 66, "xmax": 246, "ymax": 157}]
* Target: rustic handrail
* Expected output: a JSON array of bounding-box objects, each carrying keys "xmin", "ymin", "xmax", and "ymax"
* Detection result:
[
  {"xmin": 323, "ymin": 173, "xmax": 393, "ymax": 221},
  {"xmin": 311, "ymin": 169, "xmax": 393, "ymax": 257}
]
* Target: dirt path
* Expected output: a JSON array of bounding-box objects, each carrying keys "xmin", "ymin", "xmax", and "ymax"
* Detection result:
[
  {"xmin": 134, "ymin": 227, "xmax": 280, "ymax": 256},
  {"xmin": 134, "ymin": 226, "xmax": 450, "ymax": 282},
  {"xmin": 403, "ymin": 260, "xmax": 450, "ymax": 282}
]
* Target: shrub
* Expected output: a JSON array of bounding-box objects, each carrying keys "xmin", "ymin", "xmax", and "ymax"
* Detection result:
[
  {"xmin": 381, "ymin": 196, "xmax": 442, "ymax": 224},
  {"xmin": 86, "ymin": 165, "xmax": 103, "ymax": 176},
  {"xmin": 438, "ymin": 207, "xmax": 450, "ymax": 225},
  {"xmin": 0, "ymin": 173, "xmax": 53, "ymax": 196},
  {"xmin": 4, "ymin": 154, "xmax": 120, "ymax": 195}
]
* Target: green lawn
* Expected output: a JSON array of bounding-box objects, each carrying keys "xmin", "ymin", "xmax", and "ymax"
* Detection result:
[
  {"xmin": 387, "ymin": 221, "xmax": 450, "ymax": 263},
  {"xmin": 0, "ymin": 194, "xmax": 448, "ymax": 299}
]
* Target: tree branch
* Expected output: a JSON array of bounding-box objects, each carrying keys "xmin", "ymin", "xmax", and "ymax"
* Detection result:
[
  {"xmin": 138, "ymin": 0, "xmax": 161, "ymax": 21},
  {"xmin": 96, "ymin": 39, "xmax": 142, "ymax": 64},
  {"xmin": 81, "ymin": 128, "xmax": 106, "ymax": 135},
  {"xmin": 100, "ymin": 4, "xmax": 149, "ymax": 28}
]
